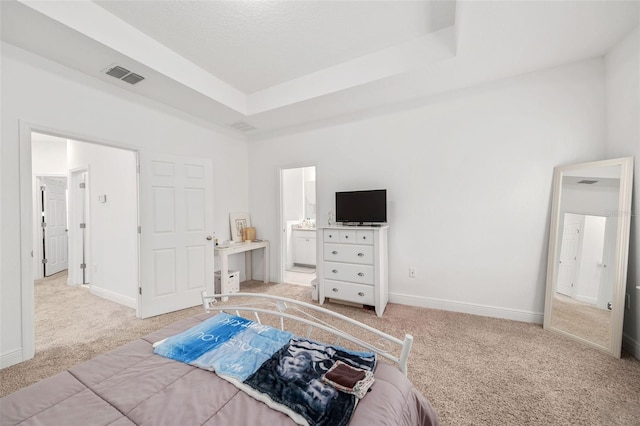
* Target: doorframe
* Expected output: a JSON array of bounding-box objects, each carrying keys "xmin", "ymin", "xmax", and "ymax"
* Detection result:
[
  {"xmin": 32, "ymin": 174, "xmax": 68, "ymax": 280},
  {"xmin": 278, "ymin": 163, "xmax": 317, "ymax": 284},
  {"xmin": 18, "ymin": 121, "xmax": 140, "ymax": 362},
  {"xmin": 68, "ymin": 167, "xmax": 90, "ymax": 287}
]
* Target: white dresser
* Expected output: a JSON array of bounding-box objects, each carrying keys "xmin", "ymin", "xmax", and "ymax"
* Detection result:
[{"xmin": 317, "ymin": 225, "xmax": 388, "ymax": 316}]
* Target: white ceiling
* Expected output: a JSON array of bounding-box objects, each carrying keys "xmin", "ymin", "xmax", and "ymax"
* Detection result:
[
  {"xmin": 1, "ymin": 1, "xmax": 638, "ymax": 139},
  {"xmin": 94, "ymin": 0, "xmax": 455, "ymax": 94}
]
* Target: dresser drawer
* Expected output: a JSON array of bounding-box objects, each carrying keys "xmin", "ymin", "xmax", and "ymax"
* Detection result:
[
  {"xmin": 323, "ymin": 243, "xmax": 373, "ymax": 264},
  {"xmin": 323, "ymin": 228, "xmax": 373, "ymax": 245},
  {"xmin": 323, "ymin": 262, "xmax": 374, "ymax": 285},
  {"xmin": 323, "ymin": 229, "xmax": 339, "ymax": 242},
  {"xmin": 338, "ymin": 229, "xmax": 357, "ymax": 243},
  {"xmin": 356, "ymin": 230, "xmax": 374, "ymax": 245},
  {"xmin": 324, "ymin": 280, "xmax": 374, "ymax": 305}
]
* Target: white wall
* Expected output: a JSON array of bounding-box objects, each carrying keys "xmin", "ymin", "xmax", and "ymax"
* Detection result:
[
  {"xmin": 32, "ymin": 137, "xmax": 67, "ymax": 175},
  {"xmin": 605, "ymin": 26, "xmax": 640, "ymax": 356},
  {"xmin": 67, "ymin": 140, "xmax": 137, "ymax": 307},
  {"xmin": 249, "ymin": 59, "xmax": 608, "ymax": 322},
  {"xmin": 1, "ymin": 42, "xmax": 249, "ymax": 367},
  {"xmin": 283, "ymin": 168, "xmax": 304, "ymax": 222}
]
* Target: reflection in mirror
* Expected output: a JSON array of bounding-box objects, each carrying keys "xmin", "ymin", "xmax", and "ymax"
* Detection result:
[
  {"xmin": 552, "ymin": 213, "xmax": 611, "ymax": 348},
  {"xmin": 544, "ymin": 158, "xmax": 633, "ymax": 358}
]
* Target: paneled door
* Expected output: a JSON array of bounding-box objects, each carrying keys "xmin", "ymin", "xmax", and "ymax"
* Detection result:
[
  {"xmin": 138, "ymin": 152, "xmax": 214, "ymax": 318},
  {"xmin": 41, "ymin": 177, "xmax": 68, "ymax": 276}
]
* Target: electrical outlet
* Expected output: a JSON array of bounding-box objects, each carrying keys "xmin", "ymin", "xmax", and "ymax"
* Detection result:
[{"xmin": 409, "ymin": 267, "xmax": 416, "ymax": 278}]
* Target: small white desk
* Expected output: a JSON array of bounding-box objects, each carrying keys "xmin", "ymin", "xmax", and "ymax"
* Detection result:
[{"xmin": 214, "ymin": 240, "xmax": 270, "ymax": 299}]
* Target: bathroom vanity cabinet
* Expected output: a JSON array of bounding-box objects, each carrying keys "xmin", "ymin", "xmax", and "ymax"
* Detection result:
[{"xmin": 293, "ymin": 229, "xmax": 316, "ymax": 266}]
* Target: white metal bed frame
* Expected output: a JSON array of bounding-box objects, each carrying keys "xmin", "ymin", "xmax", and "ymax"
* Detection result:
[{"xmin": 201, "ymin": 291, "xmax": 414, "ymax": 375}]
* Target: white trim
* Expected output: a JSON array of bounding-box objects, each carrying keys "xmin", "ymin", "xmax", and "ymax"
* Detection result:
[
  {"xmin": 622, "ymin": 333, "xmax": 640, "ymax": 360},
  {"xmin": 19, "ymin": 122, "xmax": 36, "ymax": 363},
  {"xmin": 0, "ymin": 348, "xmax": 24, "ymax": 369},
  {"xmin": 278, "ymin": 163, "xmax": 318, "ymax": 285},
  {"xmin": 68, "ymin": 167, "xmax": 90, "ymax": 287},
  {"xmin": 389, "ymin": 292, "xmax": 544, "ymax": 324},
  {"xmin": 90, "ymin": 286, "xmax": 137, "ymax": 309}
]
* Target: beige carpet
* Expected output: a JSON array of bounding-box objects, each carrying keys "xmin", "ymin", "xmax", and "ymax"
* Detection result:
[{"xmin": 2, "ymin": 272, "xmax": 640, "ymax": 425}]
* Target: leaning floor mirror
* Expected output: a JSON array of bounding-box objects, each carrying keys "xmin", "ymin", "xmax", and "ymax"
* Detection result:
[{"xmin": 544, "ymin": 157, "xmax": 634, "ymax": 358}]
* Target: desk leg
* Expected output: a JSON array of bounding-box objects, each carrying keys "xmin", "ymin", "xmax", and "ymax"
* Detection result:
[
  {"xmin": 221, "ymin": 253, "xmax": 229, "ymax": 302},
  {"xmin": 263, "ymin": 246, "xmax": 269, "ymax": 283},
  {"xmin": 245, "ymin": 251, "xmax": 253, "ymax": 281}
]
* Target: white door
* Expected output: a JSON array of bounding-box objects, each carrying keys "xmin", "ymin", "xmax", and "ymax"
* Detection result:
[
  {"xmin": 138, "ymin": 152, "xmax": 214, "ymax": 318},
  {"xmin": 557, "ymin": 222, "xmax": 580, "ymax": 297},
  {"xmin": 42, "ymin": 177, "xmax": 68, "ymax": 276}
]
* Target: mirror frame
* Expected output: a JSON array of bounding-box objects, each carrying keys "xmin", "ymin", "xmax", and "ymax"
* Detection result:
[{"xmin": 543, "ymin": 157, "xmax": 634, "ymax": 358}]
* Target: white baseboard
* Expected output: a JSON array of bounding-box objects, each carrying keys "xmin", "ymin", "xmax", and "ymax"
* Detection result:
[
  {"xmin": 389, "ymin": 292, "xmax": 544, "ymax": 324},
  {"xmin": 0, "ymin": 348, "xmax": 24, "ymax": 369},
  {"xmin": 622, "ymin": 333, "xmax": 640, "ymax": 360},
  {"xmin": 90, "ymin": 286, "xmax": 136, "ymax": 309}
]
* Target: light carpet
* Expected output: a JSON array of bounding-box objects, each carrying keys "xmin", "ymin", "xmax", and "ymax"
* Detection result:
[{"xmin": 1, "ymin": 272, "xmax": 639, "ymax": 425}]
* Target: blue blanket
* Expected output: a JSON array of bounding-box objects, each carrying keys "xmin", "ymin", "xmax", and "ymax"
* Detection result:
[
  {"xmin": 154, "ymin": 313, "xmax": 376, "ymax": 426},
  {"xmin": 154, "ymin": 312, "xmax": 293, "ymax": 380}
]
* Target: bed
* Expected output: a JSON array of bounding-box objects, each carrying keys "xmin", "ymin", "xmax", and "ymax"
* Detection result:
[{"xmin": 1, "ymin": 292, "xmax": 438, "ymax": 426}]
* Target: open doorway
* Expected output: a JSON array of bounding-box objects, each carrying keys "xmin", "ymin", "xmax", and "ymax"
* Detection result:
[
  {"xmin": 20, "ymin": 126, "xmax": 214, "ymax": 364},
  {"xmin": 281, "ymin": 166, "xmax": 317, "ymax": 286},
  {"xmin": 30, "ymin": 131, "xmax": 138, "ymax": 305}
]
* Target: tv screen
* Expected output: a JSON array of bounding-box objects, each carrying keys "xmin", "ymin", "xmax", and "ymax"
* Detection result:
[{"xmin": 335, "ymin": 189, "xmax": 387, "ymax": 224}]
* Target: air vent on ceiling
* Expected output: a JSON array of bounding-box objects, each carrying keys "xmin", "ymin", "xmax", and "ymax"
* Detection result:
[
  {"xmin": 229, "ymin": 122, "xmax": 257, "ymax": 132},
  {"xmin": 121, "ymin": 73, "xmax": 145, "ymax": 85},
  {"xmin": 578, "ymin": 179, "xmax": 598, "ymax": 184},
  {"xmin": 104, "ymin": 65, "xmax": 145, "ymax": 85}
]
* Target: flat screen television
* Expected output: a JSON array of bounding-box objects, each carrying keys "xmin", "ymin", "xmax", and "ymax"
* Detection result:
[{"xmin": 335, "ymin": 189, "xmax": 387, "ymax": 224}]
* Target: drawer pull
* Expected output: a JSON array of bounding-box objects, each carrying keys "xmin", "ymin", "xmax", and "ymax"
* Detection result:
[
  {"xmin": 332, "ymin": 269, "xmax": 338, "ymax": 274},
  {"xmin": 332, "ymin": 288, "xmax": 339, "ymax": 292},
  {"xmin": 357, "ymin": 252, "xmax": 364, "ymax": 257},
  {"xmin": 332, "ymin": 251, "xmax": 338, "ymax": 255},
  {"xmin": 362, "ymin": 236, "xmax": 367, "ymax": 240},
  {"xmin": 357, "ymin": 272, "xmax": 364, "ymax": 277},
  {"xmin": 358, "ymin": 292, "xmax": 365, "ymax": 297},
  {"xmin": 345, "ymin": 235, "xmax": 349, "ymax": 239}
]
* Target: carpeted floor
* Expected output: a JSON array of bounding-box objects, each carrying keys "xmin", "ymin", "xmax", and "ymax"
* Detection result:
[{"xmin": 2, "ymin": 272, "xmax": 639, "ymax": 425}]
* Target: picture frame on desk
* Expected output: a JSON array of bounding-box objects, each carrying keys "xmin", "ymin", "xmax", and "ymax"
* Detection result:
[{"xmin": 229, "ymin": 212, "xmax": 251, "ymax": 242}]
